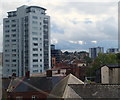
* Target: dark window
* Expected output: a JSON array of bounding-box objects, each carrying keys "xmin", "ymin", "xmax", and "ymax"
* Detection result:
[
  {"xmin": 33, "ymin": 59, "xmax": 38, "ymax": 62},
  {"xmin": 32, "ymin": 16, "xmax": 38, "ymax": 19},
  {"xmin": 33, "ymin": 48, "xmax": 38, "ymax": 51}
]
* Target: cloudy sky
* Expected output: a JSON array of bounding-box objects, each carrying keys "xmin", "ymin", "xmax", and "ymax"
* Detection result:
[{"xmin": 0, "ymin": 0, "xmax": 119, "ymax": 52}]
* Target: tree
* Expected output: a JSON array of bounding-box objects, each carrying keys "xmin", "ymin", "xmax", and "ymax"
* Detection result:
[
  {"xmin": 86, "ymin": 53, "xmax": 118, "ymax": 77},
  {"xmin": 84, "ymin": 56, "xmax": 92, "ymax": 65}
]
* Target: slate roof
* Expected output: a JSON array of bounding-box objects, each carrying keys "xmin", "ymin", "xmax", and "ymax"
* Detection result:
[
  {"xmin": 7, "ymin": 76, "xmax": 64, "ymax": 93},
  {"xmin": 69, "ymin": 84, "xmax": 120, "ymax": 99},
  {"xmin": 26, "ymin": 6, "xmax": 46, "ymax": 10},
  {"xmin": 2, "ymin": 78, "xmax": 11, "ymax": 90},
  {"xmin": 48, "ymin": 74, "xmax": 84, "ymax": 99},
  {"xmin": 103, "ymin": 64, "xmax": 120, "ymax": 68}
]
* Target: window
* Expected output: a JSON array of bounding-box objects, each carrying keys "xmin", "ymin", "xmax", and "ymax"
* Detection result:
[
  {"xmin": 16, "ymin": 96, "xmax": 23, "ymax": 100},
  {"xmin": 5, "ymin": 40, "xmax": 9, "ymax": 42},
  {"xmin": 40, "ymin": 38, "xmax": 42, "ymax": 40},
  {"xmin": 12, "ymin": 69, "xmax": 16, "ymax": 72},
  {"xmin": 12, "ymin": 39, "xmax": 16, "ymax": 42},
  {"xmin": 40, "ymin": 65, "xmax": 42, "ymax": 67},
  {"xmin": 40, "ymin": 48, "xmax": 42, "ymax": 51},
  {"xmin": 33, "ymin": 59, "xmax": 38, "ymax": 62},
  {"xmin": 5, "ymin": 49, "xmax": 9, "ymax": 52},
  {"xmin": 32, "ymin": 16, "xmax": 38, "ymax": 19},
  {"xmin": 5, "ymin": 54, "xmax": 9, "ymax": 57},
  {"xmin": 33, "ymin": 48, "xmax": 38, "ymax": 51},
  {"xmin": 5, "ymin": 35, "xmax": 9, "ymax": 37},
  {"xmin": 5, "ymin": 59, "xmax": 9, "ymax": 62},
  {"xmin": 12, "ymin": 44, "xmax": 16, "ymax": 46},
  {"xmin": 12, "ymin": 49, "xmax": 16, "ymax": 52},
  {"xmin": 40, "ymin": 54, "xmax": 42, "ymax": 56},
  {"xmin": 33, "ymin": 65, "xmax": 38, "ymax": 68},
  {"xmin": 12, "ymin": 34, "xmax": 16, "ymax": 37},
  {"xmin": 7, "ymin": 69, "xmax": 9, "ymax": 72},
  {"xmin": 5, "ymin": 20, "xmax": 9, "ymax": 23},
  {"xmin": 40, "ymin": 43, "xmax": 42, "ymax": 45},
  {"xmin": 33, "ymin": 54, "xmax": 38, "ymax": 56},
  {"xmin": 40, "ymin": 70, "xmax": 42, "ymax": 72},
  {"xmin": 11, "ymin": 29, "xmax": 16, "ymax": 32},
  {"xmin": 33, "ymin": 70, "xmax": 38, "ymax": 73},
  {"xmin": 5, "ymin": 44, "xmax": 9, "ymax": 47},
  {"xmin": 5, "ymin": 25, "xmax": 9, "ymax": 28},
  {"xmin": 32, "ymin": 21, "xmax": 38, "ymax": 24},
  {"xmin": 5, "ymin": 30, "xmax": 9, "ymax": 33},
  {"xmin": 12, "ymin": 60, "xmax": 16, "ymax": 62},
  {"xmin": 11, "ymin": 19, "xmax": 16, "ymax": 22},
  {"xmin": 12, "ymin": 64, "xmax": 16, "ymax": 67},
  {"xmin": 6, "ymin": 64, "xmax": 9, "ymax": 67},
  {"xmin": 40, "ymin": 59, "xmax": 42, "ymax": 62},
  {"xmin": 32, "ymin": 27, "xmax": 38, "ymax": 30},
  {"xmin": 33, "ymin": 43, "xmax": 38, "ymax": 46},
  {"xmin": 32, "ymin": 32, "xmax": 37, "ymax": 35},
  {"xmin": 32, "ymin": 37, "xmax": 38, "ymax": 40},
  {"xmin": 12, "ymin": 54, "xmax": 16, "ymax": 57},
  {"xmin": 11, "ymin": 24, "xmax": 16, "ymax": 27}
]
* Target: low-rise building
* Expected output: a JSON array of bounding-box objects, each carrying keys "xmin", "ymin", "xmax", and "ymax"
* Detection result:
[
  {"xmin": 48, "ymin": 74, "xmax": 120, "ymax": 99},
  {"xmin": 5, "ymin": 76, "xmax": 64, "ymax": 100},
  {"xmin": 101, "ymin": 64, "xmax": 120, "ymax": 84}
]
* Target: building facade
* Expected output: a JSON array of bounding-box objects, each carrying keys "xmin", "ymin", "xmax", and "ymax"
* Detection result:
[
  {"xmin": 101, "ymin": 65, "xmax": 120, "ymax": 84},
  {"xmin": 3, "ymin": 5, "xmax": 51, "ymax": 77},
  {"xmin": 51, "ymin": 45, "xmax": 62, "ymax": 67},
  {"xmin": 106, "ymin": 48, "xmax": 119, "ymax": 54},
  {"xmin": 89, "ymin": 47, "xmax": 104, "ymax": 59}
]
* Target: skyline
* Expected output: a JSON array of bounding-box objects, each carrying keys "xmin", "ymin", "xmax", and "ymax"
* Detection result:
[{"xmin": 0, "ymin": 0, "xmax": 119, "ymax": 52}]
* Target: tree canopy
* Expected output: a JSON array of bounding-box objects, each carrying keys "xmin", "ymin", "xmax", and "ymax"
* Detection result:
[{"xmin": 86, "ymin": 53, "xmax": 120, "ymax": 77}]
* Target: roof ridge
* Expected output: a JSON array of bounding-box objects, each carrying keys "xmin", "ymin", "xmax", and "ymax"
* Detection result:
[{"xmin": 11, "ymin": 77, "xmax": 25, "ymax": 92}]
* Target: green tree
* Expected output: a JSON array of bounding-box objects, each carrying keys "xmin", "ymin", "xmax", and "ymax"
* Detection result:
[{"xmin": 86, "ymin": 53, "xmax": 118, "ymax": 77}]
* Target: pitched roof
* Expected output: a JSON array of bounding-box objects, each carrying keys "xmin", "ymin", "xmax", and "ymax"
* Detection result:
[
  {"xmin": 48, "ymin": 74, "xmax": 84, "ymax": 99},
  {"xmin": 2, "ymin": 78, "xmax": 11, "ymax": 90},
  {"xmin": 69, "ymin": 84, "xmax": 120, "ymax": 99},
  {"xmin": 103, "ymin": 64, "xmax": 120, "ymax": 68},
  {"xmin": 7, "ymin": 76, "xmax": 64, "ymax": 93}
]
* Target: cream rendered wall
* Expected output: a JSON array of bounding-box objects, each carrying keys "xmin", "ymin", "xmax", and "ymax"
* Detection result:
[{"xmin": 101, "ymin": 66, "xmax": 109, "ymax": 84}]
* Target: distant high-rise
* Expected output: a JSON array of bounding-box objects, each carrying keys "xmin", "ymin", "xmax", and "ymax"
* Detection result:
[
  {"xmin": 89, "ymin": 47, "xmax": 104, "ymax": 59},
  {"xmin": 3, "ymin": 5, "xmax": 51, "ymax": 77},
  {"xmin": 51, "ymin": 45, "xmax": 62, "ymax": 67},
  {"xmin": 106, "ymin": 48, "xmax": 119, "ymax": 54}
]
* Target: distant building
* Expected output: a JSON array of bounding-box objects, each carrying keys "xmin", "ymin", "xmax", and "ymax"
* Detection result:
[
  {"xmin": 78, "ymin": 51, "xmax": 89, "ymax": 59},
  {"xmin": 106, "ymin": 48, "xmax": 119, "ymax": 54},
  {"xmin": 89, "ymin": 47, "xmax": 104, "ymax": 59},
  {"xmin": 51, "ymin": 45, "xmax": 62, "ymax": 67},
  {"xmin": 101, "ymin": 64, "xmax": 120, "ymax": 84},
  {"xmin": 51, "ymin": 44, "xmax": 55, "ymax": 50},
  {"xmin": 3, "ymin": 5, "xmax": 51, "ymax": 78}
]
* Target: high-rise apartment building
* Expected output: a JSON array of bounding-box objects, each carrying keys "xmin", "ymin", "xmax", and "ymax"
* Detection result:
[
  {"xmin": 3, "ymin": 5, "xmax": 51, "ymax": 77},
  {"xmin": 89, "ymin": 47, "xmax": 104, "ymax": 59},
  {"xmin": 106, "ymin": 48, "xmax": 119, "ymax": 54}
]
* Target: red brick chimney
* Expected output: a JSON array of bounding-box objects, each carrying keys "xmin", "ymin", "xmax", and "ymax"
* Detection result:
[
  {"xmin": 25, "ymin": 71, "xmax": 30, "ymax": 78},
  {"xmin": 46, "ymin": 70, "xmax": 52, "ymax": 77}
]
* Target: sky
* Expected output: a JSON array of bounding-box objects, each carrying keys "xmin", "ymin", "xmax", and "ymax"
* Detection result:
[{"xmin": 0, "ymin": 0, "xmax": 119, "ymax": 52}]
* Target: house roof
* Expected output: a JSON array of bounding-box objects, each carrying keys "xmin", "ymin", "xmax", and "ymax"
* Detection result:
[
  {"xmin": 103, "ymin": 64, "xmax": 120, "ymax": 68},
  {"xmin": 2, "ymin": 78, "xmax": 11, "ymax": 90},
  {"xmin": 48, "ymin": 74, "xmax": 84, "ymax": 99},
  {"xmin": 69, "ymin": 84, "xmax": 120, "ymax": 99},
  {"xmin": 7, "ymin": 76, "xmax": 64, "ymax": 93}
]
